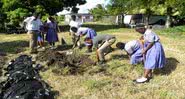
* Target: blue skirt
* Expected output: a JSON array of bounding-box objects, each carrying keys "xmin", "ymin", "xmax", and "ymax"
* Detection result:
[
  {"xmin": 130, "ymin": 49, "xmax": 143, "ymax": 65},
  {"xmin": 144, "ymin": 42, "xmax": 166, "ymax": 69},
  {"xmin": 37, "ymin": 32, "xmax": 43, "ymax": 42},
  {"xmin": 46, "ymin": 29, "xmax": 58, "ymax": 42}
]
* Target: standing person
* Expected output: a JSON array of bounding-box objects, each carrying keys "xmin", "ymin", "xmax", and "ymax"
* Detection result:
[
  {"xmin": 37, "ymin": 30, "xmax": 45, "ymax": 49},
  {"xmin": 37, "ymin": 15, "xmax": 45, "ymax": 49},
  {"xmin": 116, "ymin": 37, "xmax": 144, "ymax": 65},
  {"xmin": 45, "ymin": 16, "xmax": 59, "ymax": 49},
  {"xmin": 69, "ymin": 15, "xmax": 82, "ymax": 45},
  {"xmin": 135, "ymin": 26, "xmax": 166, "ymax": 83},
  {"xmin": 86, "ymin": 34, "xmax": 116, "ymax": 64},
  {"xmin": 23, "ymin": 13, "xmax": 43, "ymax": 54}
]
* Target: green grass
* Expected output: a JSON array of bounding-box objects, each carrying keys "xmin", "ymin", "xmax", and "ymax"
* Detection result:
[
  {"xmin": 156, "ymin": 25, "xmax": 185, "ymax": 39},
  {"xmin": 1, "ymin": 24, "xmax": 185, "ymax": 99}
]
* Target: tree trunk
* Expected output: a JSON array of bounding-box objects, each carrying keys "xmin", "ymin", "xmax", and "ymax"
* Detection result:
[
  {"xmin": 165, "ymin": 15, "xmax": 171, "ymax": 28},
  {"xmin": 165, "ymin": 7, "xmax": 172, "ymax": 28},
  {"xmin": 145, "ymin": 8, "xmax": 151, "ymax": 27},
  {"xmin": 145, "ymin": 15, "xmax": 150, "ymax": 26}
]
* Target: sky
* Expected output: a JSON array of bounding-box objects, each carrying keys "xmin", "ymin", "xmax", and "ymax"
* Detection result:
[
  {"xmin": 58, "ymin": 0, "xmax": 110, "ymax": 15},
  {"xmin": 77, "ymin": 0, "xmax": 110, "ymax": 13}
]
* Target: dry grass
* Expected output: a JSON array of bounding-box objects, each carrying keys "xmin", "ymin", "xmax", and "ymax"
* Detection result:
[{"xmin": 0, "ymin": 25, "xmax": 185, "ymax": 99}]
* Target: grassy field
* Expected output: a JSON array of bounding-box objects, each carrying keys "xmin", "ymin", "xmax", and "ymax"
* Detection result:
[{"xmin": 0, "ymin": 24, "xmax": 185, "ymax": 99}]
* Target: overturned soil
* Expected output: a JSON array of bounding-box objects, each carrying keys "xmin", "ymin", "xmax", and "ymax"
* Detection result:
[
  {"xmin": 37, "ymin": 49, "xmax": 96, "ymax": 75},
  {"xmin": 0, "ymin": 51, "xmax": 7, "ymax": 77}
]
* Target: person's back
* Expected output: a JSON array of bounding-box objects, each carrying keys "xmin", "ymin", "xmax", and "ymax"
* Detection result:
[
  {"xmin": 125, "ymin": 40, "xmax": 141, "ymax": 55},
  {"xmin": 93, "ymin": 34, "xmax": 115, "ymax": 48},
  {"xmin": 69, "ymin": 15, "xmax": 81, "ymax": 32},
  {"xmin": 77, "ymin": 27, "xmax": 89, "ymax": 35},
  {"xmin": 24, "ymin": 16, "xmax": 42, "ymax": 31},
  {"xmin": 92, "ymin": 34, "xmax": 116, "ymax": 64},
  {"xmin": 23, "ymin": 13, "xmax": 43, "ymax": 54}
]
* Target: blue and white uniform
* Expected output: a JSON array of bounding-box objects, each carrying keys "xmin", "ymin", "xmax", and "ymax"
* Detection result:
[
  {"xmin": 144, "ymin": 29, "xmax": 166, "ymax": 69},
  {"xmin": 124, "ymin": 40, "xmax": 143, "ymax": 65}
]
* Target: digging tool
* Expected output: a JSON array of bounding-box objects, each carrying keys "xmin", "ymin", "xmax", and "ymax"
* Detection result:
[
  {"xmin": 72, "ymin": 36, "xmax": 80, "ymax": 49},
  {"xmin": 61, "ymin": 37, "xmax": 67, "ymax": 45}
]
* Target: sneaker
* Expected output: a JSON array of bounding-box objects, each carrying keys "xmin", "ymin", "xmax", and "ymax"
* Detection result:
[
  {"xmin": 85, "ymin": 49, "xmax": 92, "ymax": 53},
  {"xmin": 42, "ymin": 47, "xmax": 45, "ymax": 50},
  {"xmin": 50, "ymin": 46, "xmax": 57, "ymax": 50},
  {"xmin": 135, "ymin": 77, "xmax": 148, "ymax": 83},
  {"xmin": 30, "ymin": 51, "xmax": 38, "ymax": 54},
  {"xmin": 97, "ymin": 60, "xmax": 106, "ymax": 65},
  {"xmin": 50, "ymin": 47, "xmax": 54, "ymax": 50},
  {"xmin": 37, "ymin": 46, "xmax": 41, "ymax": 49}
]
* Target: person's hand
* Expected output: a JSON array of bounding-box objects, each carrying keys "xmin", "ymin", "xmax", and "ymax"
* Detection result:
[
  {"xmin": 142, "ymin": 49, "xmax": 146, "ymax": 55},
  {"xmin": 92, "ymin": 47, "xmax": 97, "ymax": 51}
]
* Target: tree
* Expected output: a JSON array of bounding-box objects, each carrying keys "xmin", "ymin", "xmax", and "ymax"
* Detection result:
[
  {"xmin": 157, "ymin": 0, "xmax": 185, "ymax": 28},
  {"xmin": 108, "ymin": 0, "xmax": 185, "ymax": 28},
  {"xmin": 108, "ymin": 0, "xmax": 157, "ymax": 25},
  {"xmin": 89, "ymin": 4, "xmax": 107, "ymax": 21},
  {"xmin": 6, "ymin": 8, "xmax": 30, "ymax": 26},
  {"xmin": 1, "ymin": 0, "xmax": 86, "ymax": 26}
]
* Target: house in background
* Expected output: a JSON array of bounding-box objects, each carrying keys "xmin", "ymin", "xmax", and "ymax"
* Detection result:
[
  {"xmin": 65, "ymin": 13, "xmax": 93, "ymax": 24},
  {"xmin": 116, "ymin": 14, "xmax": 167, "ymax": 28},
  {"xmin": 57, "ymin": 10, "xmax": 93, "ymax": 24}
]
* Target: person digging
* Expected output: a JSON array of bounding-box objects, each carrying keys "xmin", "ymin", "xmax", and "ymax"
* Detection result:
[{"xmin": 85, "ymin": 34, "xmax": 116, "ymax": 65}]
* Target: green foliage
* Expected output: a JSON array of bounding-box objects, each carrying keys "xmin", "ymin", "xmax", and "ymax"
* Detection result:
[
  {"xmin": 6, "ymin": 8, "xmax": 29, "ymax": 26},
  {"xmin": 54, "ymin": 16, "xmax": 65, "ymax": 25},
  {"xmin": 0, "ymin": 0, "xmax": 87, "ymax": 26},
  {"xmin": 107, "ymin": 0, "xmax": 185, "ymax": 27},
  {"xmin": 107, "ymin": 0, "xmax": 185, "ymax": 16},
  {"xmin": 156, "ymin": 25, "xmax": 185, "ymax": 38},
  {"xmin": 89, "ymin": 4, "xmax": 107, "ymax": 21}
]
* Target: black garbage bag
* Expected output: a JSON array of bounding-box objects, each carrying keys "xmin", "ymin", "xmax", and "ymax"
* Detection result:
[
  {"xmin": 0, "ymin": 55, "xmax": 54, "ymax": 99},
  {"xmin": 2, "ymin": 80, "xmax": 53, "ymax": 99}
]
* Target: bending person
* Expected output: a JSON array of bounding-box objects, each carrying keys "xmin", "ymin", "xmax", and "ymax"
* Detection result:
[
  {"xmin": 72, "ymin": 27, "xmax": 97, "ymax": 52},
  {"xmin": 85, "ymin": 34, "xmax": 116, "ymax": 64},
  {"xmin": 116, "ymin": 38, "xmax": 144, "ymax": 65}
]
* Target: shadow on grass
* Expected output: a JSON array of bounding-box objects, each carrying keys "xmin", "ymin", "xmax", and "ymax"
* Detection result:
[
  {"xmin": 56, "ymin": 44, "xmax": 73, "ymax": 51},
  {"xmin": 111, "ymin": 54, "xmax": 129, "ymax": 60},
  {"xmin": 58, "ymin": 24, "xmax": 122, "ymax": 32},
  {"xmin": 0, "ymin": 40, "xmax": 29, "ymax": 54},
  {"xmin": 154, "ymin": 57, "xmax": 179, "ymax": 75}
]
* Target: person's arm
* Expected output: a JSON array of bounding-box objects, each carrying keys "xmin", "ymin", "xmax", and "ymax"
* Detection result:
[
  {"xmin": 125, "ymin": 51, "xmax": 131, "ymax": 59},
  {"xmin": 96, "ymin": 49, "xmax": 100, "ymax": 62},
  {"xmin": 142, "ymin": 32, "xmax": 155, "ymax": 54},
  {"xmin": 142, "ymin": 42, "xmax": 154, "ymax": 54},
  {"xmin": 139, "ymin": 36, "xmax": 144, "ymax": 50},
  {"xmin": 55, "ymin": 23, "xmax": 59, "ymax": 32}
]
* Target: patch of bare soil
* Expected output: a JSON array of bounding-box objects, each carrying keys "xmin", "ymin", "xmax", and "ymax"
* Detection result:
[
  {"xmin": 0, "ymin": 51, "xmax": 7, "ymax": 77},
  {"xmin": 37, "ymin": 49, "xmax": 96, "ymax": 75}
]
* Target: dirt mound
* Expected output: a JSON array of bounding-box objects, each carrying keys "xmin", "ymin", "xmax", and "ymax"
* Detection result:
[
  {"xmin": 37, "ymin": 49, "xmax": 96, "ymax": 75},
  {"xmin": 0, "ymin": 51, "xmax": 7, "ymax": 77}
]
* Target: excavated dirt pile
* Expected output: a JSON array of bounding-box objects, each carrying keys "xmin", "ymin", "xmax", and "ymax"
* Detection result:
[
  {"xmin": 37, "ymin": 49, "xmax": 96, "ymax": 75},
  {"xmin": 0, "ymin": 51, "xmax": 7, "ymax": 77}
]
